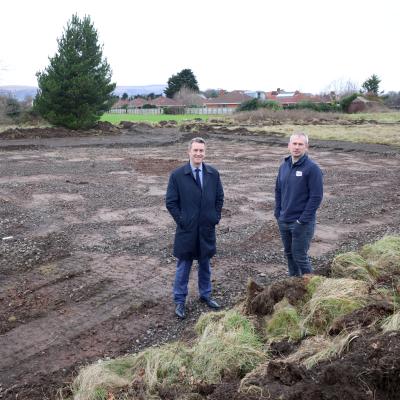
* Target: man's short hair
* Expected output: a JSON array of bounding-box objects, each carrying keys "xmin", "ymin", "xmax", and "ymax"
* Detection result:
[
  {"xmin": 188, "ymin": 137, "xmax": 206, "ymax": 150},
  {"xmin": 289, "ymin": 132, "xmax": 309, "ymax": 145}
]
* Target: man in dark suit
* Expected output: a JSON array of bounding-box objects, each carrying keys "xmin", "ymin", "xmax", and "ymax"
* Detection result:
[{"xmin": 166, "ymin": 137, "xmax": 224, "ymax": 319}]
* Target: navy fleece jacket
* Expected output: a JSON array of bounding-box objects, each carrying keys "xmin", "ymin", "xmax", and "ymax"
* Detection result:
[{"xmin": 274, "ymin": 153, "xmax": 323, "ymax": 223}]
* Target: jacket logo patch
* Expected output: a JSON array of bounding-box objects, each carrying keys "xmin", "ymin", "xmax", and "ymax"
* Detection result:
[{"xmin": 296, "ymin": 171, "xmax": 303, "ymax": 177}]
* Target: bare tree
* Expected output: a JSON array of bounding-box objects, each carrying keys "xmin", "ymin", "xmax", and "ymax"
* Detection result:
[
  {"xmin": 322, "ymin": 78, "xmax": 359, "ymax": 98},
  {"xmin": 173, "ymin": 86, "xmax": 204, "ymax": 107}
]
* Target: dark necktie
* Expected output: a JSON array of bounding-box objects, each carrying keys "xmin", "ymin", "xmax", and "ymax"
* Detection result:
[{"xmin": 195, "ymin": 168, "xmax": 202, "ymax": 189}]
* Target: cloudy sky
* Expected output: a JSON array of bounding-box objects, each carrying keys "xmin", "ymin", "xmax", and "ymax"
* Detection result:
[{"xmin": 1, "ymin": 0, "xmax": 399, "ymax": 94}]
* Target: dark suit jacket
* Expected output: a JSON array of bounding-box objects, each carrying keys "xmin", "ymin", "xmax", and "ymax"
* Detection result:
[{"xmin": 166, "ymin": 162, "xmax": 224, "ymax": 260}]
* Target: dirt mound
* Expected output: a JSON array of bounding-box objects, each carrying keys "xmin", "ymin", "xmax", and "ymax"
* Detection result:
[
  {"xmin": 118, "ymin": 121, "xmax": 154, "ymax": 131},
  {"xmin": 329, "ymin": 301, "xmax": 394, "ymax": 334},
  {"xmin": 244, "ymin": 278, "xmax": 308, "ymax": 315},
  {"xmin": 239, "ymin": 330, "xmax": 400, "ymax": 400},
  {"xmin": 348, "ymin": 97, "xmax": 389, "ymax": 114},
  {"xmin": 207, "ymin": 380, "xmax": 261, "ymax": 400},
  {"xmin": 0, "ymin": 121, "xmax": 120, "ymax": 139}
]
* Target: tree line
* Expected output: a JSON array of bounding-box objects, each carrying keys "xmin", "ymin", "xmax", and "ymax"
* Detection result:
[{"xmin": 1, "ymin": 15, "xmax": 398, "ymax": 129}]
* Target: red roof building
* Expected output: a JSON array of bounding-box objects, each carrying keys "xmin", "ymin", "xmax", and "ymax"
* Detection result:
[
  {"xmin": 265, "ymin": 90, "xmax": 322, "ymax": 106},
  {"xmin": 202, "ymin": 91, "xmax": 253, "ymax": 109},
  {"xmin": 148, "ymin": 97, "xmax": 184, "ymax": 107},
  {"xmin": 130, "ymin": 98, "xmax": 148, "ymax": 108}
]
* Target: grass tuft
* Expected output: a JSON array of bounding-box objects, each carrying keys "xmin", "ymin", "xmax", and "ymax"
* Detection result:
[
  {"xmin": 331, "ymin": 252, "xmax": 374, "ymax": 281},
  {"xmin": 360, "ymin": 235, "xmax": 400, "ymax": 260},
  {"xmin": 381, "ymin": 311, "xmax": 400, "ymax": 332},
  {"xmin": 305, "ymin": 275, "xmax": 326, "ymax": 298},
  {"xmin": 359, "ymin": 236, "xmax": 400, "ymax": 283},
  {"xmin": 303, "ymin": 330, "xmax": 361, "ymax": 369},
  {"xmin": 302, "ymin": 278, "xmax": 368, "ymax": 335},
  {"xmin": 284, "ymin": 336, "xmax": 331, "ymax": 365},
  {"xmin": 192, "ymin": 310, "xmax": 265, "ymax": 382},
  {"xmin": 265, "ymin": 299, "xmax": 303, "ymax": 341},
  {"xmin": 72, "ymin": 357, "xmax": 134, "ymax": 400},
  {"xmin": 72, "ymin": 310, "xmax": 266, "ymax": 399}
]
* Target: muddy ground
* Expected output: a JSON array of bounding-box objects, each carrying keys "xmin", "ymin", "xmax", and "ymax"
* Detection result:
[{"xmin": 0, "ymin": 123, "xmax": 399, "ymax": 399}]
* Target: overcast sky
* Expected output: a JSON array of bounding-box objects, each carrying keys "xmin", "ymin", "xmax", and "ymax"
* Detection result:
[{"xmin": 1, "ymin": 0, "xmax": 399, "ymax": 94}]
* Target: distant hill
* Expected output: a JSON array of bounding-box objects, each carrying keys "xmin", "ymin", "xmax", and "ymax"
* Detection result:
[
  {"xmin": 0, "ymin": 86, "xmax": 38, "ymax": 101},
  {"xmin": 113, "ymin": 85, "xmax": 167, "ymax": 97},
  {"xmin": 0, "ymin": 85, "xmax": 167, "ymax": 101}
]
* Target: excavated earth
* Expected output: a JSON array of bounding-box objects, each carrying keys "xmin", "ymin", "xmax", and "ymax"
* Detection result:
[{"xmin": 0, "ymin": 121, "xmax": 400, "ymax": 399}]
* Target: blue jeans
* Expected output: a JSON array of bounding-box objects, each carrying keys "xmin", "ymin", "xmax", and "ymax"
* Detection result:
[
  {"xmin": 277, "ymin": 220, "xmax": 315, "ymax": 276},
  {"xmin": 173, "ymin": 258, "xmax": 212, "ymax": 304}
]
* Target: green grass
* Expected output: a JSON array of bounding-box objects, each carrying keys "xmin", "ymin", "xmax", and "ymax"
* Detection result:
[
  {"xmin": 72, "ymin": 310, "xmax": 265, "ymax": 399},
  {"xmin": 345, "ymin": 111, "xmax": 400, "ymax": 123},
  {"xmin": 331, "ymin": 252, "xmax": 374, "ymax": 281},
  {"xmin": 265, "ymin": 303, "xmax": 303, "ymax": 341},
  {"xmin": 100, "ymin": 113, "xmax": 224, "ymax": 124},
  {"xmin": 256, "ymin": 123, "xmax": 400, "ymax": 147}
]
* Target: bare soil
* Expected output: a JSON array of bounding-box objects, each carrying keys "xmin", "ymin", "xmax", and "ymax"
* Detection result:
[
  {"xmin": 216, "ymin": 330, "xmax": 400, "ymax": 400},
  {"xmin": 0, "ymin": 122, "xmax": 400, "ymax": 399}
]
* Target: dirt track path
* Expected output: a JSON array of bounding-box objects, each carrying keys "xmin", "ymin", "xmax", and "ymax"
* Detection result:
[{"xmin": 0, "ymin": 130, "xmax": 399, "ymax": 399}]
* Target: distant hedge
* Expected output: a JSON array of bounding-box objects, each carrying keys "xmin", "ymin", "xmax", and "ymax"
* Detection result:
[{"xmin": 237, "ymin": 98, "xmax": 338, "ymax": 113}]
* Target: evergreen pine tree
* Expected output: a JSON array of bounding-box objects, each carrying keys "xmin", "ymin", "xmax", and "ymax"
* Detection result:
[
  {"xmin": 164, "ymin": 69, "xmax": 199, "ymax": 98},
  {"xmin": 34, "ymin": 14, "xmax": 116, "ymax": 129},
  {"xmin": 362, "ymin": 74, "xmax": 381, "ymax": 96}
]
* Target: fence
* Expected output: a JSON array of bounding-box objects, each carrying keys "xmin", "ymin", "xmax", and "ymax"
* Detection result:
[
  {"xmin": 108, "ymin": 108, "xmax": 162, "ymax": 115},
  {"xmin": 107, "ymin": 107, "xmax": 235, "ymax": 115}
]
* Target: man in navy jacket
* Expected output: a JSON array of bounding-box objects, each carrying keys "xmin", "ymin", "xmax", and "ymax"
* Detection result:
[
  {"xmin": 166, "ymin": 137, "xmax": 224, "ymax": 319},
  {"xmin": 274, "ymin": 133, "xmax": 323, "ymax": 277}
]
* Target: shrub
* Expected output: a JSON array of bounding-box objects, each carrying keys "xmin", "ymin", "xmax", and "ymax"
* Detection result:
[
  {"xmin": 339, "ymin": 93, "xmax": 359, "ymax": 112},
  {"xmin": 284, "ymin": 101, "xmax": 337, "ymax": 112},
  {"xmin": 163, "ymin": 106, "xmax": 185, "ymax": 115},
  {"xmin": 236, "ymin": 98, "xmax": 260, "ymax": 112},
  {"xmin": 260, "ymin": 100, "xmax": 282, "ymax": 110}
]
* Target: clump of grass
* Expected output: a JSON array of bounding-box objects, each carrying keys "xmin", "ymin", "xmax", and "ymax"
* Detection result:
[
  {"xmin": 381, "ymin": 311, "xmax": 400, "ymax": 332},
  {"xmin": 195, "ymin": 311, "xmax": 225, "ymax": 335},
  {"xmin": 302, "ymin": 278, "xmax": 369, "ymax": 335},
  {"xmin": 331, "ymin": 252, "xmax": 374, "ymax": 281},
  {"xmin": 265, "ymin": 299, "xmax": 303, "ymax": 341},
  {"xmin": 302, "ymin": 330, "xmax": 361, "ymax": 369},
  {"xmin": 304, "ymin": 275, "xmax": 326, "ymax": 298},
  {"xmin": 359, "ymin": 236, "xmax": 400, "ymax": 283},
  {"xmin": 284, "ymin": 335, "xmax": 332, "ymax": 364},
  {"xmin": 72, "ymin": 356, "xmax": 135, "ymax": 400},
  {"xmin": 129, "ymin": 342, "xmax": 192, "ymax": 391},
  {"xmin": 72, "ymin": 310, "xmax": 266, "ymax": 400},
  {"xmin": 360, "ymin": 236, "xmax": 400, "ymax": 260},
  {"xmin": 281, "ymin": 330, "xmax": 360, "ymax": 370},
  {"xmin": 192, "ymin": 310, "xmax": 266, "ymax": 382}
]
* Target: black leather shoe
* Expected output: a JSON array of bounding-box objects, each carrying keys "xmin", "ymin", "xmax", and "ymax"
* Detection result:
[
  {"xmin": 200, "ymin": 297, "xmax": 221, "ymax": 309},
  {"xmin": 175, "ymin": 303, "xmax": 186, "ymax": 319}
]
